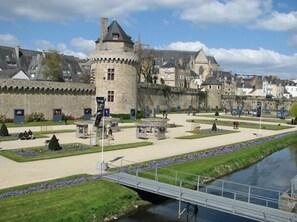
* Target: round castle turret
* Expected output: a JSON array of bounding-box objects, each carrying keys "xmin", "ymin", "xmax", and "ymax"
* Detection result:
[{"xmin": 91, "ymin": 18, "xmax": 138, "ymax": 114}]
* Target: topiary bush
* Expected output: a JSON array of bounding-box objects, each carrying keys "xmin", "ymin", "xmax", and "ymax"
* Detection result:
[
  {"xmin": 48, "ymin": 135, "xmax": 62, "ymax": 151},
  {"xmin": 211, "ymin": 122, "xmax": 217, "ymax": 131},
  {"xmin": 215, "ymin": 111, "xmax": 219, "ymax": 116},
  {"xmin": 0, "ymin": 123, "xmax": 9, "ymax": 136}
]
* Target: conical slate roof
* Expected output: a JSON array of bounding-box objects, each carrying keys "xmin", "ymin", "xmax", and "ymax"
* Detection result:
[{"xmin": 103, "ymin": 20, "xmax": 134, "ymax": 44}]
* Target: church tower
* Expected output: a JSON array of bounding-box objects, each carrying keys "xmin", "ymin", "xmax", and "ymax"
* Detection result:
[{"xmin": 91, "ymin": 18, "xmax": 138, "ymax": 114}]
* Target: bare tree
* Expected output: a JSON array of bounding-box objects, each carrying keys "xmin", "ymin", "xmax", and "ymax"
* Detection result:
[{"xmin": 137, "ymin": 47, "xmax": 155, "ymax": 83}]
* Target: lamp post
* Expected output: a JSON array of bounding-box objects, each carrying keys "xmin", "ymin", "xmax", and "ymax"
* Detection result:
[{"xmin": 95, "ymin": 97, "xmax": 108, "ymax": 173}]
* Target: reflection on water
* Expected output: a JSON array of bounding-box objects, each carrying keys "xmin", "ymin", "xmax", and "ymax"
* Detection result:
[{"xmin": 118, "ymin": 143, "xmax": 297, "ymax": 222}]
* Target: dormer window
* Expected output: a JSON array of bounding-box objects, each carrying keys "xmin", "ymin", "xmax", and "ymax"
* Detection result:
[{"xmin": 112, "ymin": 33, "xmax": 120, "ymax": 40}]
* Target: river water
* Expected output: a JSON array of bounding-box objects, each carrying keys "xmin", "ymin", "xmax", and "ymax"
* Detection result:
[{"xmin": 118, "ymin": 143, "xmax": 297, "ymax": 222}]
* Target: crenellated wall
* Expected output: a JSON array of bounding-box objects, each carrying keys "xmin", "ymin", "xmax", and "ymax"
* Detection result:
[
  {"xmin": 0, "ymin": 80, "xmax": 295, "ymax": 121},
  {"xmin": 0, "ymin": 79, "xmax": 96, "ymax": 119}
]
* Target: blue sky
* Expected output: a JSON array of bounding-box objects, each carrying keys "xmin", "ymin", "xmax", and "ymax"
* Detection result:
[{"xmin": 0, "ymin": 0, "xmax": 297, "ymax": 79}]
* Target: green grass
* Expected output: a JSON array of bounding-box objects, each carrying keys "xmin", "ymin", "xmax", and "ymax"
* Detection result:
[
  {"xmin": 197, "ymin": 114, "xmax": 290, "ymax": 124},
  {"xmin": 5, "ymin": 120, "xmax": 76, "ymax": 128},
  {"xmin": 1, "ymin": 134, "xmax": 296, "ymax": 221},
  {"xmin": 0, "ymin": 177, "xmax": 141, "ymax": 222},
  {"xmin": 175, "ymin": 129, "xmax": 238, "ymax": 139},
  {"xmin": 147, "ymin": 133, "xmax": 297, "ymax": 184},
  {"xmin": 0, "ymin": 129, "xmax": 76, "ymax": 142},
  {"xmin": 0, "ymin": 141, "xmax": 153, "ymax": 162},
  {"xmin": 187, "ymin": 119, "xmax": 293, "ymax": 130}
]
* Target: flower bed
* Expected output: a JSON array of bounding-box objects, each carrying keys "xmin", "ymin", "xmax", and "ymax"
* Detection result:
[
  {"xmin": 0, "ymin": 175, "xmax": 101, "ymax": 199},
  {"xmin": 14, "ymin": 143, "xmax": 91, "ymax": 157}
]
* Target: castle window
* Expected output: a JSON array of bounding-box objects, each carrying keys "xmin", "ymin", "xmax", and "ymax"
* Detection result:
[
  {"xmin": 209, "ymin": 85, "xmax": 212, "ymax": 89},
  {"xmin": 108, "ymin": 91, "xmax": 114, "ymax": 102},
  {"xmin": 112, "ymin": 33, "xmax": 120, "ymax": 40},
  {"xmin": 107, "ymin": 68, "xmax": 115, "ymax": 80}
]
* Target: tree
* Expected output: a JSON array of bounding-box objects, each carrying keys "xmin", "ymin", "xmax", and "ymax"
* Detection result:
[
  {"xmin": 211, "ymin": 122, "xmax": 217, "ymax": 131},
  {"xmin": 0, "ymin": 123, "xmax": 9, "ymax": 136},
  {"xmin": 48, "ymin": 135, "xmax": 62, "ymax": 151},
  {"xmin": 289, "ymin": 102, "xmax": 297, "ymax": 123},
  {"xmin": 137, "ymin": 47, "xmax": 156, "ymax": 83},
  {"xmin": 42, "ymin": 50, "xmax": 63, "ymax": 82}
]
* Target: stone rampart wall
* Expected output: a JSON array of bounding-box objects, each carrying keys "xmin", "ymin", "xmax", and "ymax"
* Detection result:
[
  {"xmin": 221, "ymin": 95, "xmax": 296, "ymax": 111},
  {"xmin": 1, "ymin": 80, "xmax": 295, "ymax": 121},
  {"xmin": 137, "ymin": 83, "xmax": 202, "ymax": 111},
  {"xmin": 0, "ymin": 79, "xmax": 96, "ymax": 119}
]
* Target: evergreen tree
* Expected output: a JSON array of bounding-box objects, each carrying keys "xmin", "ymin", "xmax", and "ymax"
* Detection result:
[
  {"xmin": 48, "ymin": 135, "xmax": 62, "ymax": 151},
  {"xmin": 211, "ymin": 122, "xmax": 217, "ymax": 131},
  {"xmin": 0, "ymin": 123, "xmax": 9, "ymax": 136}
]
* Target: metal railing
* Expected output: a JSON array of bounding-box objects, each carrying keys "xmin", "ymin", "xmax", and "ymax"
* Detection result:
[{"xmin": 114, "ymin": 159, "xmax": 284, "ymax": 209}]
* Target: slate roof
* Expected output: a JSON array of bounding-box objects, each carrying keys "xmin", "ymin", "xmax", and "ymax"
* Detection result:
[
  {"xmin": 0, "ymin": 69, "xmax": 26, "ymax": 79},
  {"xmin": 103, "ymin": 20, "xmax": 134, "ymax": 44},
  {"xmin": 160, "ymin": 62, "xmax": 175, "ymax": 68},
  {"xmin": 0, "ymin": 45, "xmax": 85, "ymax": 82},
  {"xmin": 207, "ymin": 56, "xmax": 218, "ymax": 65},
  {"xmin": 201, "ymin": 76, "xmax": 222, "ymax": 85}
]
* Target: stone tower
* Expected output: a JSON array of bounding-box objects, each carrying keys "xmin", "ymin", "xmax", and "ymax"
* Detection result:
[{"xmin": 91, "ymin": 18, "xmax": 138, "ymax": 114}]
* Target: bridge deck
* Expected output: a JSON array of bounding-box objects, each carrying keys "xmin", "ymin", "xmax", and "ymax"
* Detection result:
[{"xmin": 104, "ymin": 172, "xmax": 297, "ymax": 222}]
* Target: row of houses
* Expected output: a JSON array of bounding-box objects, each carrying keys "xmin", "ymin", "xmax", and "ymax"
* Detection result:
[
  {"xmin": 148, "ymin": 48, "xmax": 297, "ymax": 99},
  {"xmin": 0, "ymin": 44, "xmax": 296, "ymax": 98},
  {"xmin": 0, "ymin": 45, "xmax": 89, "ymax": 82}
]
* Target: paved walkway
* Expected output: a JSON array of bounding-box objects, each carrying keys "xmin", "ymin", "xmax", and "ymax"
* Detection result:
[{"xmin": 0, "ymin": 114, "xmax": 296, "ymax": 189}]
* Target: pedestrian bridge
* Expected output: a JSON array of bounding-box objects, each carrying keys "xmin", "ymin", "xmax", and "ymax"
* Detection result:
[{"xmin": 103, "ymin": 161, "xmax": 297, "ymax": 222}]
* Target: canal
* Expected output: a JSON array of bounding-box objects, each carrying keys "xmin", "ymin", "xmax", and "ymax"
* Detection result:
[{"xmin": 118, "ymin": 142, "xmax": 297, "ymax": 222}]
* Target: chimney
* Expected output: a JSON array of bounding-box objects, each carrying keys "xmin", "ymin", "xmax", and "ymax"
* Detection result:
[
  {"xmin": 15, "ymin": 46, "xmax": 20, "ymax": 59},
  {"xmin": 100, "ymin": 18, "xmax": 108, "ymax": 42}
]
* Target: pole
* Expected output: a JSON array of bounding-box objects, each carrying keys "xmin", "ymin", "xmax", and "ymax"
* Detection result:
[{"xmin": 101, "ymin": 116, "xmax": 104, "ymax": 164}]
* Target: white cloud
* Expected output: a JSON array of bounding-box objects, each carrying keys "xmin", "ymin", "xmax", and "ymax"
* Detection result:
[
  {"xmin": 35, "ymin": 40, "xmax": 54, "ymax": 50},
  {"xmin": 71, "ymin": 38, "xmax": 95, "ymax": 57},
  {"xmin": 0, "ymin": 0, "xmax": 271, "ymax": 25},
  {"xmin": 161, "ymin": 41, "xmax": 297, "ymax": 79},
  {"xmin": 165, "ymin": 41, "xmax": 207, "ymax": 52},
  {"xmin": 178, "ymin": 0, "xmax": 270, "ymax": 25},
  {"xmin": 34, "ymin": 39, "xmax": 90, "ymax": 59},
  {"xmin": 0, "ymin": 33, "xmax": 20, "ymax": 47},
  {"xmin": 252, "ymin": 11, "xmax": 297, "ymax": 32}
]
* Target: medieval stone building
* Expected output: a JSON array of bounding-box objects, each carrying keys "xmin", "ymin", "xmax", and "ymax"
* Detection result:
[{"xmin": 91, "ymin": 18, "xmax": 138, "ymax": 114}]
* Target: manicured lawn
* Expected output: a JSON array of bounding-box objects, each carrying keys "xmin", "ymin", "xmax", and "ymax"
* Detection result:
[
  {"xmin": 5, "ymin": 120, "xmax": 76, "ymax": 128},
  {"xmin": 0, "ymin": 141, "xmax": 153, "ymax": 162},
  {"xmin": 0, "ymin": 176, "xmax": 141, "ymax": 222},
  {"xmin": 196, "ymin": 114, "xmax": 290, "ymax": 124},
  {"xmin": 175, "ymin": 129, "xmax": 238, "ymax": 139},
  {"xmin": 187, "ymin": 119, "xmax": 293, "ymax": 130},
  {"xmin": 0, "ymin": 129, "xmax": 76, "ymax": 142}
]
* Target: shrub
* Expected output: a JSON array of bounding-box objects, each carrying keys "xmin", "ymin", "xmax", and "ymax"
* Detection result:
[
  {"xmin": 0, "ymin": 115, "xmax": 6, "ymax": 123},
  {"xmin": 215, "ymin": 111, "xmax": 219, "ymax": 116},
  {"xmin": 25, "ymin": 112, "xmax": 45, "ymax": 122},
  {"xmin": 211, "ymin": 122, "xmax": 217, "ymax": 131},
  {"xmin": 0, "ymin": 123, "xmax": 9, "ymax": 136},
  {"xmin": 48, "ymin": 135, "xmax": 62, "ymax": 151}
]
